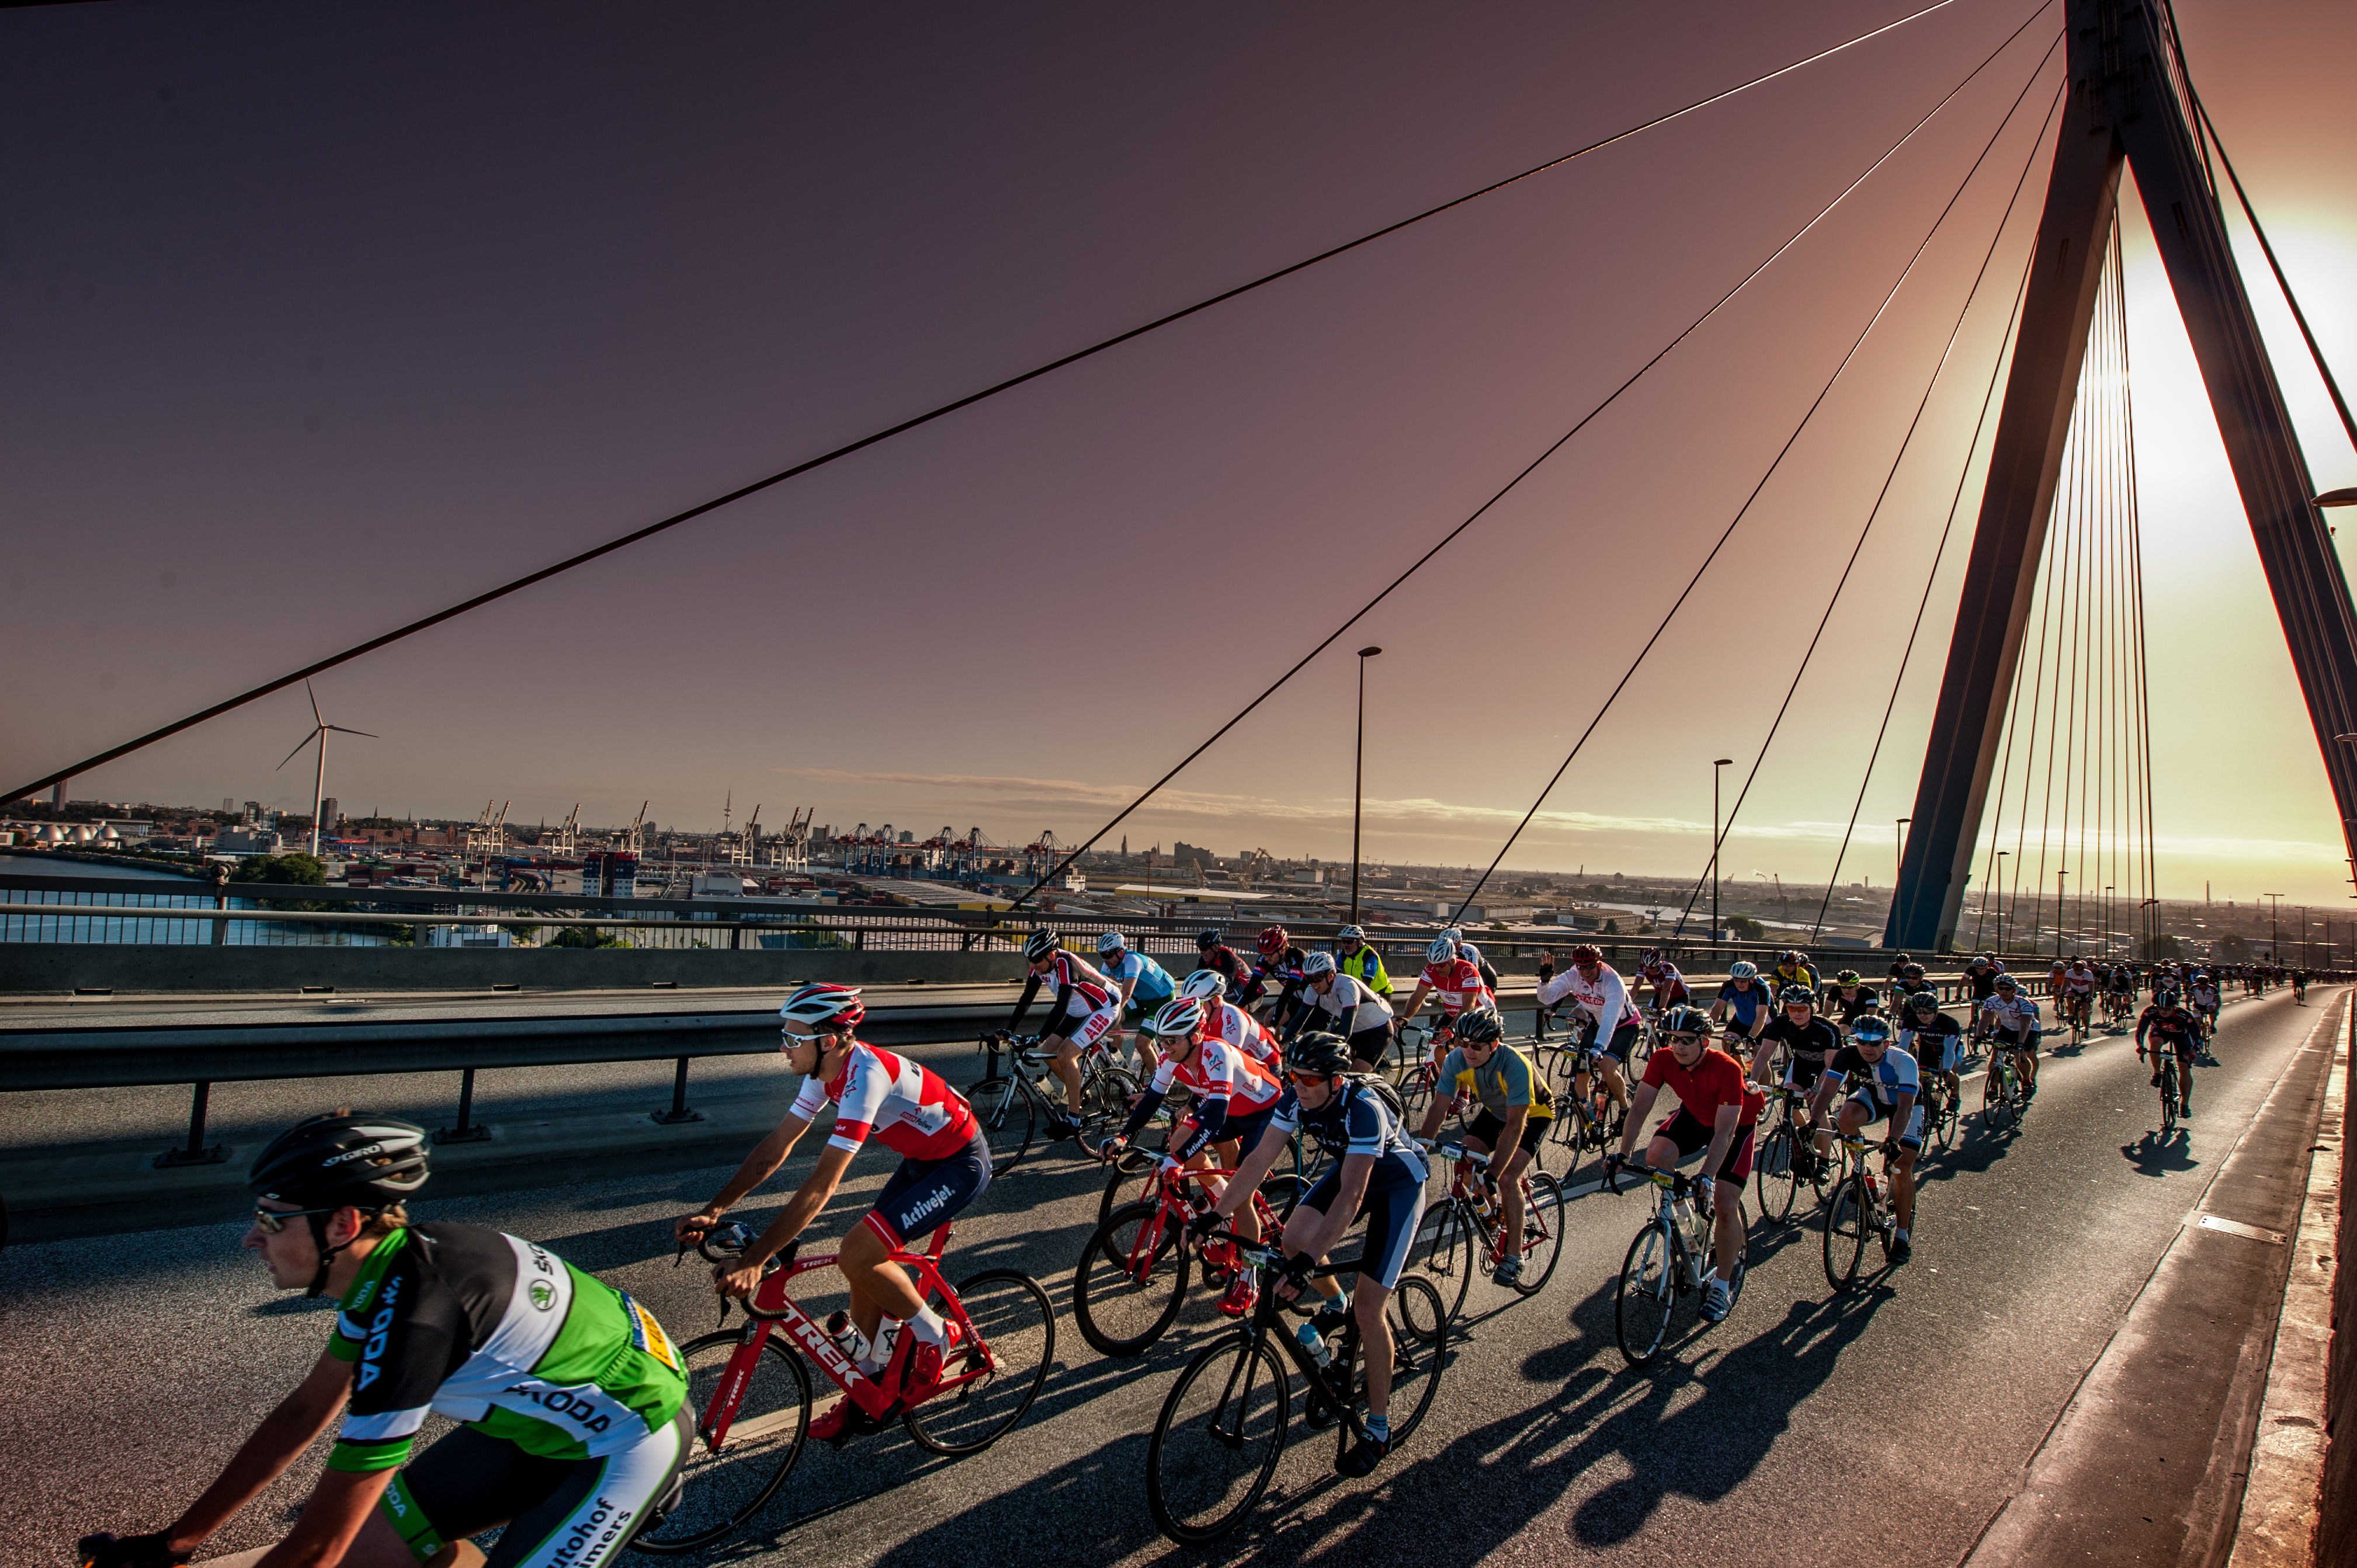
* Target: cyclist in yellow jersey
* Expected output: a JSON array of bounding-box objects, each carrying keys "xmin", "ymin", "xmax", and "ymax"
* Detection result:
[{"xmin": 1411, "ymin": 1010, "xmax": 1551, "ymax": 1285}]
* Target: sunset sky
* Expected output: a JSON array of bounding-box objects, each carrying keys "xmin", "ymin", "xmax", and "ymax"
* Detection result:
[{"xmin": 4, "ymin": 1, "xmax": 2352, "ymax": 903}]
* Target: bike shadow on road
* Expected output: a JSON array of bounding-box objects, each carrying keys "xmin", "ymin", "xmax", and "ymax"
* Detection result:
[{"xmin": 2119, "ymin": 1129, "xmax": 2198, "ymax": 1178}]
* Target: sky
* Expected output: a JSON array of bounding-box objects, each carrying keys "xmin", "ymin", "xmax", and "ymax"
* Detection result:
[{"xmin": 3, "ymin": 0, "xmax": 2353, "ymax": 903}]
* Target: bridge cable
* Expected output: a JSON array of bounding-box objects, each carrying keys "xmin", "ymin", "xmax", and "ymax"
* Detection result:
[
  {"xmin": 1013, "ymin": 4, "xmax": 2062, "ymax": 913},
  {"xmin": 1815, "ymin": 105, "xmax": 2056, "ymax": 944},
  {"xmin": 1631, "ymin": 61, "xmax": 2067, "ymax": 937},
  {"xmin": 1, "ymin": 1, "xmax": 1982, "ymax": 807}
]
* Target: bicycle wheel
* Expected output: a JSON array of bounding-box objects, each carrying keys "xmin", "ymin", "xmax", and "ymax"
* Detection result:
[
  {"xmin": 2160, "ymin": 1068, "xmax": 2178, "ymax": 1134},
  {"xmin": 1823, "ymin": 1176, "xmax": 1869, "ymax": 1291},
  {"xmin": 1258, "ymin": 1170, "xmax": 1308, "ymax": 1221},
  {"xmin": 967, "ymin": 1076, "xmax": 1036, "ymax": 1176},
  {"xmin": 1932, "ymin": 1087, "xmax": 1960, "ymax": 1150},
  {"xmin": 1615, "ymin": 1221, "xmax": 1677, "ymax": 1367},
  {"xmin": 1096, "ymin": 1143, "xmax": 1162, "ymax": 1229},
  {"xmin": 1754, "ymin": 1121, "xmax": 1798, "ymax": 1225},
  {"xmin": 1394, "ymin": 1061, "xmax": 1434, "ymax": 1127},
  {"xmin": 1512, "ymin": 1172, "xmax": 1564, "ymax": 1295},
  {"xmin": 629, "ymin": 1330, "xmax": 811, "ymax": 1553},
  {"xmin": 1981, "ymin": 1070, "xmax": 2013, "ymax": 1132},
  {"xmin": 1146, "ymin": 1331, "xmax": 1290, "ymax": 1545},
  {"xmin": 1353, "ymin": 1273, "xmax": 1446, "ymax": 1453},
  {"xmin": 1553, "ymin": 1112, "xmax": 1590, "ymax": 1190},
  {"xmin": 1081, "ymin": 1066, "xmax": 1138, "ymax": 1139},
  {"xmin": 1072, "ymin": 1201, "xmax": 1190, "ymax": 1357},
  {"xmin": 902, "ymin": 1268, "xmax": 1055, "ymax": 1455},
  {"xmin": 1408, "ymin": 1197, "xmax": 1474, "ymax": 1325}
]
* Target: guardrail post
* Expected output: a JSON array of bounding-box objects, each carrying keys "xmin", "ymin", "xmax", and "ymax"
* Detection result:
[
  {"xmin": 435, "ymin": 1068, "xmax": 492, "ymax": 1144},
  {"xmin": 651, "ymin": 1056, "xmax": 703, "ymax": 1125},
  {"xmin": 730, "ymin": 924, "xmax": 741, "ymax": 951},
  {"xmin": 155, "ymin": 1081, "xmax": 228, "ymax": 1167}
]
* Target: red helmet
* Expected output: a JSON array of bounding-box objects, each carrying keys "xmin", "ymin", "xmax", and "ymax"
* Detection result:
[
  {"xmin": 1570, "ymin": 944, "xmax": 1603, "ymax": 966},
  {"xmin": 1256, "ymin": 926, "xmax": 1289, "ymax": 958}
]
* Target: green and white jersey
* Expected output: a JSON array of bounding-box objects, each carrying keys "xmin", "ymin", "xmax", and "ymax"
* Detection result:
[{"xmin": 325, "ymin": 1223, "xmax": 688, "ymax": 1473}]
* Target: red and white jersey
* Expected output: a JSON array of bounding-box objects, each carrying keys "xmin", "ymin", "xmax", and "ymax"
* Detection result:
[
  {"xmin": 2063, "ymin": 964, "xmax": 2098, "ymax": 995},
  {"xmin": 1418, "ymin": 957, "xmax": 1494, "ymax": 1016},
  {"xmin": 1639, "ymin": 959, "xmax": 1690, "ymax": 1003},
  {"xmin": 793, "ymin": 1041, "xmax": 977, "ymax": 1160},
  {"xmin": 1037, "ymin": 951, "xmax": 1116, "ymax": 1017},
  {"xmin": 1147, "ymin": 1035, "xmax": 1284, "ymax": 1115},
  {"xmin": 1536, "ymin": 962, "xmax": 1637, "ymax": 1036},
  {"xmin": 1203, "ymin": 999, "xmax": 1278, "ymax": 1064}
]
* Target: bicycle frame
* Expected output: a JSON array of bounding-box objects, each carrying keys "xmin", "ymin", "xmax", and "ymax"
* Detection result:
[
  {"xmin": 1119, "ymin": 1166, "xmax": 1280, "ymax": 1283},
  {"xmin": 700, "ymin": 1224, "xmax": 992, "ymax": 1448},
  {"xmin": 1617, "ymin": 1164, "xmax": 1713, "ymax": 1289},
  {"xmin": 1205, "ymin": 1233, "xmax": 1381, "ymax": 1442},
  {"xmin": 1432, "ymin": 1143, "xmax": 1541, "ymax": 1261}
]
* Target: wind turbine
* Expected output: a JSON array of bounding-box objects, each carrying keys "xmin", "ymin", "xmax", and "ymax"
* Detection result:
[{"xmin": 277, "ymin": 682, "xmax": 376, "ymax": 858}]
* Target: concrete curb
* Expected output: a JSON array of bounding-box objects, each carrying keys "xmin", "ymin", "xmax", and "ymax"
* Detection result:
[{"xmin": 2228, "ymin": 1001, "xmax": 2346, "ymax": 1566}]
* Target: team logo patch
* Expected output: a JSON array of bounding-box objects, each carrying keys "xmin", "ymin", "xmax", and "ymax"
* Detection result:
[
  {"xmin": 622, "ymin": 1293, "xmax": 683, "ymax": 1374},
  {"xmin": 529, "ymin": 1280, "xmax": 557, "ymax": 1312}
]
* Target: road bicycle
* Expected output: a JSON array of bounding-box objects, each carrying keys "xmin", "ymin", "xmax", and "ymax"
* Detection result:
[
  {"xmin": 1414, "ymin": 1140, "xmax": 1564, "ymax": 1322},
  {"xmin": 2058, "ymin": 990, "xmax": 2092, "ymax": 1046},
  {"xmin": 2139, "ymin": 1041, "xmax": 2189, "ymax": 1134},
  {"xmin": 1091, "ymin": 1091, "xmax": 1314, "ymax": 1227},
  {"xmin": 1823, "ymin": 1133, "xmax": 1904, "ymax": 1290},
  {"xmin": 1072, "ymin": 1162, "xmax": 1304, "ymax": 1357},
  {"xmin": 966, "ymin": 1030, "xmax": 1139, "ymax": 1176},
  {"xmin": 2104, "ymin": 989, "xmax": 2137, "ymax": 1029},
  {"xmin": 1390, "ymin": 1019, "xmax": 1473, "ymax": 1129},
  {"xmin": 1143, "ymin": 1230, "xmax": 1448, "ymax": 1543},
  {"xmin": 1751, "ymin": 1084, "xmax": 1829, "ymax": 1225},
  {"xmin": 1537, "ymin": 1035, "xmax": 1620, "ymax": 1185},
  {"xmin": 1915, "ymin": 1062, "xmax": 1959, "ymax": 1153},
  {"xmin": 1978, "ymin": 1032, "xmax": 2029, "ymax": 1132},
  {"xmin": 1606, "ymin": 1159, "xmax": 1751, "ymax": 1368},
  {"xmin": 631, "ymin": 1222, "xmax": 1054, "ymax": 1553}
]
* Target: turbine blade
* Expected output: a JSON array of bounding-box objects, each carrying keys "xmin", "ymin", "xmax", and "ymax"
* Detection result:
[
  {"xmin": 277, "ymin": 733, "xmax": 317, "ymax": 770},
  {"xmin": 308, "ymin": 681, "xmax": 324, "ymax": 729},
  {"xmin": 325, "ymin": 726, "xmax": 378, "ymax": 738}
]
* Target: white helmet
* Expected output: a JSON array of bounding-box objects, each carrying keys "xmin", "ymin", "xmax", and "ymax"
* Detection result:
[
  {"xmin": 1460, "ymin": 943, "xmax": 1481, "ymax": 965},
  {"xmin": 1440, "ymin": 926, "xmax": 1464, "ymax": 945},
  {"xmin": 1143, "ymin": 996, "xmax": 1207, "ymax": 1038},
  {"xmin": 1095, "ymin": 930, "xmax": 1127, "ymax": 954},
  {"xmin": 779, "ymin": 982, "xmax": 865, "ymax": 1031},
  {"xmin": 1180, "ymin": 969, "xmax": 1227, "ymax": 1003},
  {"xmin": 1302, "ymin": 951, "xmax": 1338, "ymax": 978},
  {"xmin": 1426, "ymin": 936, "xmax": 1458, "ymax": 964}
]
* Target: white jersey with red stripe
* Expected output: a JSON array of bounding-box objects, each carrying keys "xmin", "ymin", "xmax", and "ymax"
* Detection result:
[
  {"xmin": 1147, "ymin": 1035, "xmax": 1285, "ymax": 1116},
  {"xmin": 1204, "ymin": 998, "xmax": 1278, "ymax": 1063},
  {"xmin": 2062, "ymin": 964, "xmax": 2098, "ymax": 995},
  {"xmin": 1418, "ymin": 957, "xmax": 1494, "ymax": 1017},
  {"xmin": 1536, "ymin": 962, "xmax": 1638, "ymax": 1036},
  {"xmin": 793, "ymin": 1041, "xmax": 977, "ymax": 1160},
  {"xmin": 1037, "ymin": 951, "xmax": 1115, "ymax": 1018}
]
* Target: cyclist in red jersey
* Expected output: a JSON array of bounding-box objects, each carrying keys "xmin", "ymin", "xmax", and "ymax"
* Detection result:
[
  {"xmin": 1607, "ymin": 1004, "xmax": 1762, "ymax": 1324},
  {"xmin": 679, "ymin": 983, "xmax": 989, "ymax": 1440}
]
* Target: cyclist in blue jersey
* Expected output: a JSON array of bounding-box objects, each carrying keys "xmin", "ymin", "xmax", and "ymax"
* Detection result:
[
  {"xmin": 1193, "ymin": 1032, "xmax": 1429, "ymax": 1479},
  {"xmin": 1098, "ymin": 930, "xmax": 1175, "ymax": 1063},
  {"xmin": 1710, "ymin": 961, "xmax": 1775, "ymax": 1049}
]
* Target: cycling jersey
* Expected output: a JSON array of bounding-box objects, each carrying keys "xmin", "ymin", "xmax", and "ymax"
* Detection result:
[
  {"xmin": 1126, "ymin": 1034, "xmax": 1284, "ymax": 1159},
  {"xmin": 1103, "ymin": 949, "xmax": 1175, "ymax": 1007},
  {"xmin": 1898, "ymin": 1011, "xmax": 1965, "ymax": 1072},
  {"xmin": 791, "ymin": 1041, "xmax": 978, "ymax": 1159},
  {"xmin": 1828, "ymin": 1043, "xmax": 1920, "ymax": 1109},
  {"xmin": 328, "ymin": 1224, "xmax": 688, "ymax": 1475},
  {"xmin": 1714, "ymin": 979, "xmax": 1772, "ymax": 1031},
  {"xmin": 1966, "ymin": 964, "xmax": 2005, "ymax": 1001},
  {"xmin": 1242, "ymin": 947, "xmax": 1310, "ymax": 1017},
  {"xmin": 1418, "ymin": 956, "xmax": 1494, "ymax": 1018},
  {"xmin": 1271, "ymin": 1079, "xmax": 1428, "ymax": 1190},
  {"xmin": 1340, "ymin": 943, "xmax": 1393, "ymax": 997},
  {"xmin": 1638, "ymin": 1045, "xmax": 1761, "ymax": 1127},
  {"xmin": 2136, "ymin": 1004, "xmax": 2201, "ymax": 1050},
  {"xmin": 1196, "ymin": 945, "xmax": 1247, "ymax": 999},
  {"xmin": 2191, "ymin": 985, "xmax": 2220, "ymax": 1011},
  {"xmin": 1639, "ymin": 961, "xmax": 1690, "ymax": 1006},
  {"xmin": 1759, "ymin": 1014, "xmax": 1842, "ymax": 1066},
  {"xmin": 1827, "ymin": 987, "xmax": 1881, "ymax": 1024},
  {"xmin": 1535, "ymin": 962, "xmax": 1637, "ymax": 1037},
  {"xmin": 1008, "ymin": 951, "xmax": 1119, "ymax": 1040},
  {"xmin": 1979, "ymin": 993, "xmax": 2042, "ymax": 1038},
  {"xmin": 2063, "ymin": 965, "xmax": 2098, "ymax": 995},
  {"xmin": 1771, "ymin": 962, "xmax": 1820, "ymax": 995},
  {"xmin": 1294, "ymin": 973, "xmax": 1394, "ymax": 1038},
  {"xmin": 1437, "ymin": 1044, "xmax": 1554, "ymax": 1123},
  {"xmin": 1204, "ymin": 997, "xmax": 1280, "ymax": 1063}
]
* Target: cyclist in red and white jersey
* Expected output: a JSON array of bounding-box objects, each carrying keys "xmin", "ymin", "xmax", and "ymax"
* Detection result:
[
  {"xmin": 1536, "ymin": 943, "xmax": 1639, "ymax": 1130},
  {"xmin": 1148, "ymin": 968, "xmax": 1279, "ymax": 1074},
  {"xmin": 1637, "ymin": 948, "xmax": 1691, "ymax": 1010},
  {"xmin": 1396, "ymin": 930, "xmax": 1494, "ymax": 1033},
  {"xmin": 681, "ymin": 984, "xmax": 988, "ymax": 1442},
  {"xmin": 1008, "ymin": 930, "xmax": 1120, "ymax": 1140},
  {"xmin": 1243, "ymin": 924, "xmax": 1315, "ymax": 1032},
  {"xmin": 1102, "ymin": 996, "xmax": 1288, "ymax": 1316}
]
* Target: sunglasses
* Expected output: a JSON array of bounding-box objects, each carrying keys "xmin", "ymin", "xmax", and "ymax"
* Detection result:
[
  {"xmin": 252, "ymin": 1204, "xmax": 345, "ymax": 1234},
  {"xmin": 1287, "ymin": 1071, "xmax": 1333, "ymax": 1086}
]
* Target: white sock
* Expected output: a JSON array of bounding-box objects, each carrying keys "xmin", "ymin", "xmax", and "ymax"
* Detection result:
[{"xmin": 906, "ymin": 1305, "xmax": 947, "ymax": 1346}]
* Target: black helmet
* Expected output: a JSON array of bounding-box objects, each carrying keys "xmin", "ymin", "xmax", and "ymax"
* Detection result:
[
  {"xmin": 1453, "ymin": 1009, "xmax": 1505, "ymax": 1045},
  {"xmin": 1659, "ymin": 1003, "xmax": 1712, "ymax": 1037},
  {"xmin": 249, "ymin": 1113, "xmax": 429, "ymax": 1208},
  {"xmin": 1907, "ymin": 989, "xmax": 1942, "ymax": 1014},
  {"xmin": 1901, "ymin": 962, "xmax": 1926, "ymax": 981},
  {"xmin": 1196, "ymin": 929, "xmax": 1223, "ymax": 950},
  {"xmin": 1779, "ymin": 983, "xmax": 1817, "ymax": 1007},
  {"xmin": 1835, "ymin": 969, "xmax": 1860, "ymax": 986},
  {"xmin": 1023, "ymin": 930, "xmax": 1060, "ymax": 962},
  {"xmin": 1284, "ymin": 1031, "xmax": 1353, "ymax": 1080}
]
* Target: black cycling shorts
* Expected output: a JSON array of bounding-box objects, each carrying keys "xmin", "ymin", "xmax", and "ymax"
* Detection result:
[
  {"xmin": 1783, "ymin": 1055, "xmax": 1830, "ymax": 1093},
  {"xmin": 381, "ymin": 1407, "xmax": 691, "ymax": 1568},
  {"xmin": 1653, "ymin": 1107, "xmax": 1757, "ymax": 1184},
  {"xmin": 1467, "ymin": 1107, "xmax": 1547, "ymax": 1158},
  {"xmin": 1346, "ymin": 1022, "xmax": 1394, "ymax": 1069},
  {"xmin": 866, "ymin": 1132, "xmax": 991, "ymax": 1250}
]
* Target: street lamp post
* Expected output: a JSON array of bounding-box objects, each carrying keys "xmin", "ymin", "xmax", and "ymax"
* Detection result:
[
  {"xmin": 1995, "ymin": 850, "xmax": 2010, "ymax": 953},
  {"xmin": 2264, "ymin": 892, "xmax": 2283, "ymax": 961},
  {"xmin": 1712, "ymin": 759, "xmax": 1734, "ymax": 948},
  {"xmin": 2056, "ymin": 869, "xmax": 2068, "ymax": 959},
  {"xmin": 2105, "ymin": 885, "xmax": 2115, "ymax": 959},
  {"xmin": 1349, "ymin": 646, "xmax": 1382, "ymax": 929}
]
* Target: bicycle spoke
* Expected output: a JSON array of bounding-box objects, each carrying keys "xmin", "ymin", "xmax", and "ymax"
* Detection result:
[
  {"xmin": 902, "ymin": 1268, "xmax": 1055, "ymax": 1455},
  {"xmin": 1072, "ymin": 1201, "xmax": 1190, "ymax": 1357},
  {"xmin": 1147, "ymin": 1333, "xmax": 1289, "ymax": 1545},
  {"xmin": 630, "ymin": 1330, "xmax": 810, "ymax": 1554}
]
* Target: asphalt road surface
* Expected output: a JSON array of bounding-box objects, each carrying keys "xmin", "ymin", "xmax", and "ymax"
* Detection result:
[{"xmin": 0, "ymin": 987, "xmax": 2333, "ymax": 1567}]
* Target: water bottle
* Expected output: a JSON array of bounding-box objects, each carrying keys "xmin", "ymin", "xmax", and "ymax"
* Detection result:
[
  {"xmin": 823, "ymin": 1309, "xmax": 870, "ymax": 1365},
  {"xmin": 1295, "ymin": 1320, "xmax": 1332, "ymax": 1370}
]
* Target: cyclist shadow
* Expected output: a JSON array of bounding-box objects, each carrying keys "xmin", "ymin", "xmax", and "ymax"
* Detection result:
[{"xmin": 2120, "ymin": 1131, "xmax": 2198, "ymax": 1177}]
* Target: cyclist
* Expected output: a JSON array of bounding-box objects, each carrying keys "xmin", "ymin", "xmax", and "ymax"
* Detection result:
[
  {"xmin": 1161, "ymin": 966, "xmax": 1282, "ymax": 1073},
  {"xmin": 2294, "ymin": 968, "xmax": 2311, "ymax": 1003},
  {"xmin": 2105, "ymin": 961, "xmax": 2139, "ymax": 1019},
  {"xmin": 1826, "ymin": 1015, "xmax": 1923, "ymax": 1265},
  {"xmin": 1770, "ymin": 948, "xmax": 1821, "ymax": 997},
  {"xmin": 1897, "ymin": 988, "xmax": 1966, "ymax": 1108},
  {"xmin": 1534, "ymin": 949, "xmax": 1558, "ymax": 1039},
  {"xmin": 1102, "ymin": 995, "xmax": 1289, "ymax": 1317},
  {"xmin": 1244, "ymin": 924, "xmax": 1314, "ymax": 1030},
  {"xmin": 2185, "ymin": 970, "xmax": 2220, "ymax": 1037},
  {"xmin": 1097, "ymin": 930, "xmax": 1175, "ymax": 1064},
  {"xmin": 2136, "ymin": 987, "xmax": 2202, "ymax": 1117},
  {"xmin": 1395, "ymin": 931, "xmax": 1495, "ymax": 1049},
  {"xmin": 1964, "ymin": 952, "xmax": 2005, "ymax": 1002},
  {"xmin": 1637, "ymin": 948, "xmax": 1692, "ymax": 1013},
  {"xmin": 1824, "ymin": 971, "xmax": 1880, "ymax": 1025},
  {"xmin": 78, "ymin": 1114, "xmax": 691, "ymax": 1568},
  {"xmin": 1460, "ymin": 940, "xmax": 1503, "ymax": 999},
  {"xmin": 1885, "ymin": 951, "xmax": 1918, "ymax": 993},
  {"xmin": 1336, "ymin": 924, "xmax": 1393, "ymax": 1000},
  {"xmin": 1289, "ymin": 950, "xmax": 1397, "ymax": 1069},
  {"xmin": 1192, "ymin": 1031, "xmax": 1432, "ymax": 1479},
  {"xmin": 1535, "ymin": 943, "xmax": 1640, "ymax": 1135},
  {"xmin": 1976, "ymin": 973, "xmax": 2044, "ymax": 1100},
  {"xmin": 2060, "ymin": 955, "xmax": 2099, "ymax": 1033},
  {"xmin": 1710, "ymin": 960, "xmax": 1775, "ymax": 1054},
  {"xmin": 1006, "ymin": 930, "xmax": 1121, "ymax": 1139},
  {"xmin": 1411, "ymin": 1008, "xmax": 1551, "ymax": 1284},
  {"xmin": 1194, "ymin": 928, "xmax": 1248, "ymax": 1000},
  {"xmin": 1759, "ymin": 984, "xmax": 1842, "ymax": 1177},
  {"xmin": 682, "ymin": 983, "xmax": 989, "ymax": 1442},
  {"xmin": 1608, "ymin": 1003, "xmax": 1762, "ymax": 1324}
]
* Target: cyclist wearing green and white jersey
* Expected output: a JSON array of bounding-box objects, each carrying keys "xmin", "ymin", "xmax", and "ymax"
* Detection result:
[
  {"xmin": 77, "ymin": 1115, "xmax": 689, "ymax": 1568},
  {"xmin": 1411, "ymin": 1010, "xmax": 1551, "ymax": 1284}
]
